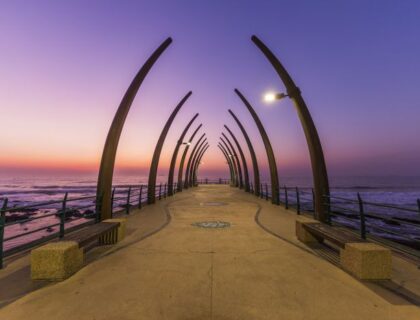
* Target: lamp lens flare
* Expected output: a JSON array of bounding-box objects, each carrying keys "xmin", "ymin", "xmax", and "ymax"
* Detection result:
[
  {"xmin": 263, "ymin": 92, "xmax": 287, "ymax": 103},
  {"xmin": 263, "ymin": 92, "xmax": 277, "ymax": 103}
]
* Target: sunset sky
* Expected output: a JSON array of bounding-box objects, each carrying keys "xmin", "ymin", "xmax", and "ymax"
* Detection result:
[{"xmin": 1, "ymin": 0, "xmax": 419, "ymax": 182}]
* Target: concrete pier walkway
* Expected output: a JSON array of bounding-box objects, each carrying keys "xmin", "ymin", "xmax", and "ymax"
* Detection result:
[{"xmin": 1, "ymin": 185, "xmax": 420, "ymax": 319}]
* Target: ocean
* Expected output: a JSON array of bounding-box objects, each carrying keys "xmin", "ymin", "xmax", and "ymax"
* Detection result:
[{"xmin": 1, "ymin": 173, "xmax": 420, "ymax": 252}]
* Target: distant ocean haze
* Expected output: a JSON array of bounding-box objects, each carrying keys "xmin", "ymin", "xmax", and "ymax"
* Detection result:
[
  {"xmin": 0, "ymin": 172, "xmax": 419, "ymax": 208},
  {"xmin": 1, "ymin": 172, "xmax": 420, "ymax": 252}
]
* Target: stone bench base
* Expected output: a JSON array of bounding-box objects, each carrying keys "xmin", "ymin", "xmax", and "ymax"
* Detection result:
[
  {"xmin": 31, "ymin": 241, "xmax": 83, "ymax": 281},
  {"xmin": 296, "ymin": 219, "xmax": 320, "ymax": 244},
  {"xmin": 31, "ymin": 219, "xmax": 126, "ymax": 281},
  {"xmin": 340, "ymin": 242, "xmax": 392, "ymax": 280},
  {"xmin": 295, "ymin": 220, "xmax": 392, "ymax": 280}
]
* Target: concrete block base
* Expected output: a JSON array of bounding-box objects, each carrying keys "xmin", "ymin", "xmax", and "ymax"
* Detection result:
[
  {"xmin": 101, "ymin": 218, "xmax": 127, "ymax": 244},
  {"xmin": 340, "ymin": 242, "xmax": 392, "ymax": 280},
  {"xmin": 31, "ymin": 241, "xmax": 83, "ymax": 281},
  {"xmin": 295, "ymin": 220, "xmax": 319, "ymax": 244}
]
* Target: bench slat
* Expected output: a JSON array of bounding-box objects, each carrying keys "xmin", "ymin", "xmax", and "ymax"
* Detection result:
[
  {"xmin": 302, "ymin": 223, "xmax": 364, "ymax": 248},
  {"xmin": 63, "ymin": 222, "xmax": 120, "ymax": 248}
]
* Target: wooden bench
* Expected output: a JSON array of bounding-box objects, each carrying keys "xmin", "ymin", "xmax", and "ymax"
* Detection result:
[
  {"xmin": 301, "ymin": 222, "xmax": 365, "ymax": 248},
  {"xmin": 63, "ymin": 221, "xmax": 120, "ymax": 248},
  {"xmin": 296, "ymin": 220, "xmax": 392, "ymax": 280},
  {"xmin": 31, "ymin": 218, "xmax": 126, "ymax": 281}
]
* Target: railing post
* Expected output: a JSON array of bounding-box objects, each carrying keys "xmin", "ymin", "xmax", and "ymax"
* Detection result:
[
  {"xmin": 164, "ymin": 183, "xmax": 167, "ymax": 198},
  {"xmin": 0, "ymin": 198, "xmax": 8, "ymax": 269},
  {"xmin": 357, "ymin": 192, "xmax": 366, "ymax": 239},
  {"xmin": 326, "ymin": 195, "xmax": 331, "ymax": 224},
  {"xmin": 111, "ymin": 187, "xmax": 116, "ymax": 217},
  {"xmin": 312, "ymin": 188, "xmax": 315, "ymax": 212},
  {"xmin": 417, "ymin": 199, "xmax": 420, "ymax": 215},
  {"xmin": 138, "ymin": 185, "xmax": 143, "ymax": 209},
  {"xmin": 159, "ymin": 183, "xmax": 162, "ymax": 200},
  {"xmin": 126, "ymin": 186, "xmax": 131, "ymax": 214},
  {"xmin": 296, "ymin": 187, "xmax": 301, "ymax": 215},
  {"xmin": 59, "ymin": 192, "xmax": 68, "ymax": 238},
  {"xmin": 265, "ymin": 184, "xmax": 269, "ymax": 201},
  {"xmin": 96, "ymin": 193, "xmax": 103, "ymax": 223},
  {"xmin": 285, "ymin": 186, "xmax": 289, "ymax": 209},
  {"xmin": 260, "ymin": 183, "xmax": 263, "ymax": 198}
]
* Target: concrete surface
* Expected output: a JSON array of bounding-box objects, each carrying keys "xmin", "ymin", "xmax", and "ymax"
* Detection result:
[
  {"xmin": 0, "ymin": 185, "xmax": 419, "ymax": 319},
  {"xmin": 341, "ymin": 242, "xmax": 392, "ymax": 280},
  {"xmin": 30, "ymin": 241, "xmax": 83, "ymax": 281}
]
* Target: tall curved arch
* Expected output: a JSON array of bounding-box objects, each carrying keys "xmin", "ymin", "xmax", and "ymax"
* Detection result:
[
  {"xmin": 222, "ymin": 132, "xmax": 243, "ymax": 189},
  {"xmin": 147, "ymin": 91, "xmax": 192, "ymax": 204},
  {"xmin": 177, "ymin": 124, "xmax": 202, "ymax": 191},
  {"xmin": 218, "ymin": 144, "xmax": 234, "ymax": 185},
  {"xmin": 228, "ymin": 110, "xmax": 260, "ymax": 196},
  {"xmin": 188, "ymin": 138, "xmax": 208, "ymax": 187},
  {"xmin": 184, "ymin": 133, "xmax": 206, "ymax": 189},
  {"xmin": 220, "ymin": 137, "xmax": 239, "ymax": 187},
  {"xmin": 192, "ymin": 144, "xmax": 209, "ymax": 186},
  {"xmin": 235, "ymin": 89, "xmax": 279, "ymax": 205},
  {"xmin": 224, "ymin": 125, "xmax": 250, "ymax": 192},
  {"xmin": 251, "ymin": 35, "xmax": 330, "ymax": 220},
  {"xmin": 96, "ymin": 37, "xmax": 172, "ymax": 220},
  {"xmin": 167, "ymin": 113, "xmax": 199, "ymax": 196}
]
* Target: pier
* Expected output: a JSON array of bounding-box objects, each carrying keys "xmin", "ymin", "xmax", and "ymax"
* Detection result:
[
  {"xmin": 1, "ymin": 185, "xmax": 420, "ymax": 319},
  {"xmin": 1, "ymin": 32, "xmax": 420, "ymax": 319}
]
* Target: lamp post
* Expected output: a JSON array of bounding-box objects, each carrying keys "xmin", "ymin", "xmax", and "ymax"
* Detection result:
[
  {"xmin": 177, "ymin": 124, "xmax": 202, "ymax": 192},
  {"xmin": 220, "ymin": 137, "xmax": 239, "ymax": 188},
  {"xmin": 96, "ymin": 37, "xmax": 172, "ymax": 220},
  {"xmin": 193, "ymin": 145, "xmax": 209, "ymax": 186},
  {"xmin": 224, "ymin": 125, "xmax": 250, "ymax": 192},
  {"xmin": 235, "ymin": 89, "xmax": 279, "ymax": 204},
  {"xmin": 228, "ymin": 110, "xmax": 260, "ymax": 196},
  {"xmin": 147, "ymin": 91, "xmax": 192, "ymax": 204},
  {"xmin": 218, "ymin": 144, "xmax": 235, "ymax": 186},
  {"xmin": 252, "ymin": 35, "xmax": 330, "ymax": 222},
  {"xmin": 189, "ymin": 141, "xmax": 208, "ymax": 187},
  {"xmin": 167, "ymin": 114, "xmax": 198, "ymax": 196},
  {"xmin": 185, "ymin": 134, "xmax": 206, "ymax": 189},
  {"xmin": 222, "ymin": 132, "xmax": 243, "ymax": 189}
]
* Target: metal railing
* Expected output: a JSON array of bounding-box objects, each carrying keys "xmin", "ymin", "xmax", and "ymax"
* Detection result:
[
  {"xmin": 246, "ymin": 181, "xmax": 420, "ymax": 255},
  {"xmin": 0, "ymin": 182, "xmax": 178, "ymax": 268},
  {"xmin": 195, "ymin": 178, "xmax": 230, "ymax": 185}
]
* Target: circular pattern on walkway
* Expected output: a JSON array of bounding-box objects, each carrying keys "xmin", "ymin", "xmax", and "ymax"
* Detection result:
[{"xmin": 191, "ymin": 221, "xmax": 231, "ymax": 229}]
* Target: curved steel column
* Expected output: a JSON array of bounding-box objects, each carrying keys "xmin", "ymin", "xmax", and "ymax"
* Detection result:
[
  {"xmin": 224, "ymin": 125, "xmax": 250, "ymax": 192},
  {"xmin": 192, "ymin": 144, "xmax": 209, "ymax": 186},
  {"xmin": 188, "ymin": 138, "xmax": 208, "ymax": 187},
  {"xmin": 220, "ymin": 137, "xmax": 239, "ymax": 187},
  {"xmin": 222, "ymin": 132, "xmax": 243, "ymax": 189},
  {"xmin": 251, "ymin": 35, "xmax": 330, "ymax": 220},
  {"xmin": 96, "ymin": 37, "xmax": 172, "ymax": 220},
  {"xmin": 177, "ymin": 124, "xmax": 202, "ymax": 191},
  {"xmin": 218, "ymin": 144, "xmax": 234, "ymax": 185},
  {"xmin": 220, "ymin": 137, "xmax": 238, "ymax": 187},
  {"xmin": 235, "ymin": 89, "xmax": 279, "ymax": 205},
  {"xmin": 228, "ymin": 110, "xmax": 260, "ymax": 196},
  {"xmin": 184, "ymin": 133, "xmax": 206, "ymax": 189},
  {"xmin": 147, "ymin": 91, "xmax": 192, "ymax": 204},
  {"xmin": 167, "ymin": 113, "xmax": 199, "ymax": 196}
]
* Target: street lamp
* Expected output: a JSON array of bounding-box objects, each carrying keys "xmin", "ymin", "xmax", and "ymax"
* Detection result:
[{"xmin": 263, "ymin": 91, "xmax": 288, "ymax": 103}]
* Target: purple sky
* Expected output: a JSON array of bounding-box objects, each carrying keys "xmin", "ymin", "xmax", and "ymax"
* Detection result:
[{"xmin": 1, "ymin": 0, "xmax": 419, "ymax": 182}]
